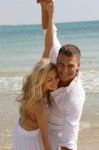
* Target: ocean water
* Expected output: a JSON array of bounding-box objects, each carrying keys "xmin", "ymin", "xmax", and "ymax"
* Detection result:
[{"xmin": 0, "ymin": 20, "xmax": 99, "ymax": 149}]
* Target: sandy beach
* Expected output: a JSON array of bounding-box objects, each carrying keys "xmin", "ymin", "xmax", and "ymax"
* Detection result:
[{"xmin": 78, "ymin": 142, "xmax": 99, "ymax": 150}]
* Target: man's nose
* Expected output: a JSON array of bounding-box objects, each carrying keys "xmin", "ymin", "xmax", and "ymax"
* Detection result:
[{"xmin": 62, "ymin": 67, "xmax": 68, "ymax": 73}]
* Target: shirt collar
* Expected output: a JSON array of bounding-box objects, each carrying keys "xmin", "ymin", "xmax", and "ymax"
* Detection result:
[{"xmin": 50, "ymin": 72, "xmax": 81, "ymax": 97}]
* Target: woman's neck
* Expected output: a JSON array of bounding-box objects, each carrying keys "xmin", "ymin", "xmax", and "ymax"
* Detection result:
[{"xmin": 43, "ymin": 90, "xmax": 49, "ymax": 99}]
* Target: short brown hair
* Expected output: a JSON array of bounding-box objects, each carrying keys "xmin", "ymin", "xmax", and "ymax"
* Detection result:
[{"xmin": 59, "ymin": 44, "xmax": 81, "ymax": 58}]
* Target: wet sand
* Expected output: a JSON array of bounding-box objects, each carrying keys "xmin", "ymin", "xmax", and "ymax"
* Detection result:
[{"xmin": 78, "ymin": 142, "xmax": 99, "ymax": 150}]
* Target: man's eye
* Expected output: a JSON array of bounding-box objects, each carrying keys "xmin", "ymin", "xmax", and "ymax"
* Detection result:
[{"xmin": 68, "ymin": 65, "xmax": 74, "ymax": 68}]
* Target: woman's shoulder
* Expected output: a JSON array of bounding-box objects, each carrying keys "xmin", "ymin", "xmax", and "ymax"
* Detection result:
[{"xmin": 28, "ymin": 100, "xmax": 45, "ymax": 115}]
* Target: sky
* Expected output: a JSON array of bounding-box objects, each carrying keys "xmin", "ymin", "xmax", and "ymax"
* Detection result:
[{"xmin": 0, "ymin": 0, "xmax": 99, "ymax": 25}]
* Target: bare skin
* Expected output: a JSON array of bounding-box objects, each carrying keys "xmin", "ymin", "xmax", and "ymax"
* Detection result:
[
  {"xmin": 37, "ymin": 0, "xmax": 53, "ymax": 4},
  {"xmin": 37, "ymin": 0, "xmax": 54, "ymax": 29}
]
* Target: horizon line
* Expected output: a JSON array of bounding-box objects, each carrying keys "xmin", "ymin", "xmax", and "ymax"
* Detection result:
[{"xmin": 0, "ymin": 19, "xmax": 99, "ymax": 26}]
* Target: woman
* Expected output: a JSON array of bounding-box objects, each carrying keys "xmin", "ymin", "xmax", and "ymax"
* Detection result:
[
  {"xmin": 13, "ymin": 61, "xmax": 59, "ymax": 150},
  {"xmin": 13, "ymin": 2, "xmax": 58, "ymax": 150}
]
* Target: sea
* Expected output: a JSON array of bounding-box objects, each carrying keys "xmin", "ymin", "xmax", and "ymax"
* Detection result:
[{"xmin": 0, "ymin": 20, "xmax": 99, "ymax": 149}]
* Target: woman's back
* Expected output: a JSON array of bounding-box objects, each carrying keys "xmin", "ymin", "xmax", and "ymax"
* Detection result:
[{"xmin": 19, "ymin": 100, "xmax": 49, "ymax": 131}]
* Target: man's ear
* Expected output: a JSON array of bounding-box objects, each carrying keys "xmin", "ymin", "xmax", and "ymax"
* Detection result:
[
  {"xmin": 37, "ymin": 0, "xmax": 41, "ymax": 3},
  {"xmin": 78, "ymin": 62, "xmax": 80, "ymax": 69},
  {"xmin": 76, "ymin": 63, "xmax": 80, "ymax": 75}
]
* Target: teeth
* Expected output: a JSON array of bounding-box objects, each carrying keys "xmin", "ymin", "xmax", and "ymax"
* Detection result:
[
  {"xmin": 60, "ymin": 73, "xmax": 67, "ymax": 76},
  {"xmin": 61, "ymin": 74, "xmax": 67, "ymax": 76}
]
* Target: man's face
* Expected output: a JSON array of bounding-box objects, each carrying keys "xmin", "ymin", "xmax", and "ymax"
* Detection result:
[{"xmin": 56, "ymin": 53, "xmax": 80, "ymax": 83}]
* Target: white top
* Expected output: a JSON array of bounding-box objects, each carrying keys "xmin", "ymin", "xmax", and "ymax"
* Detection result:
[{"xmin": 48, "ymin": 25, "xmax": 85, "ymax": 150}]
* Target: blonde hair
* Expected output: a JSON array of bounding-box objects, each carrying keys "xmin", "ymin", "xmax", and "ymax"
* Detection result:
[{"xmin": 17, "ymin": 60, "xmax": 57, "ymax": 120}]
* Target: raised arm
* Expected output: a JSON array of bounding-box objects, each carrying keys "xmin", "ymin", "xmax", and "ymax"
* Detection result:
[
  {"xmin": 39, "ymin": 0, "xmax": 61, "ymax": 63},
  {"xmin": 40, "ymin": 1, "xmax": 54, "ymax": 58}
]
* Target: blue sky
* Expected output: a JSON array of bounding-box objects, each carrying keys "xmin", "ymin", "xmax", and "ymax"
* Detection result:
[{"xmin": 0, "ymin": 0, "xmax": 99, "ymax": 25}]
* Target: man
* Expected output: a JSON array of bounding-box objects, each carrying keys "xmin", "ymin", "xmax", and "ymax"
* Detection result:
[
  {"xmin": 39, "ymin": 1, "xmax": 85, "ymax": 150},
  {"xmin": 48, "ymin": 45, "xmax": 85, "ymax": 150}
]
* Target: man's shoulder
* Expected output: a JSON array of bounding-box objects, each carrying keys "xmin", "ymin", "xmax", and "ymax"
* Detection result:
[
  {"xmin": 69, "ymin": 77, "xmax": 85, "ymax": 95},
  {"xmin": 51, "ymin": 75, "xmax": 85, "ymax": 99}
]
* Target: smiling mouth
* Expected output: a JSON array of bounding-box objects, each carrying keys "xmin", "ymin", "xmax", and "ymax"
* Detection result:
[
  {"xmin": 60, "ymin": 73, "xmax": 69, "ymax": 76},
  {"xmin": 60, "ymin": 73, "xmax": 73, "ymax": 78}
]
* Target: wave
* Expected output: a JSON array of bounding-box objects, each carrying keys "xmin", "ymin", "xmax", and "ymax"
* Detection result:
[
  {"xmin": 0, "ymin": 70, "xmax": 99, "ymax": 93},
  {"xmin": 81, "ymin": 70, "xmax": 99, "ymax": 92},
  {"xmin": 0, "ymin": 77, "xmax": 23, "ymax": 93}
]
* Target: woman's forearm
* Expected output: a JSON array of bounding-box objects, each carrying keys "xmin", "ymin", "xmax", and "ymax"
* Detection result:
[
  {"xmin": 41, "ymin": 8, "xmax": 49, "ymax": 30},
  {"xmin": 43, "ymin": 18, "xmax": 53, "ymax": 58},
  {"xmin": 42, "ymin": 2, "xmax": 54, "ymax": 58}
]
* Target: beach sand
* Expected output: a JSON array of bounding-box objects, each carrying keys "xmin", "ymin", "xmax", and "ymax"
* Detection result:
[
  {"xmin": 0, "ymin": 142, "xmax": 99, "ymax": 150},
  {"xmin": 78, "ymin": 142, "xmax": 99, "ymax": 150}
]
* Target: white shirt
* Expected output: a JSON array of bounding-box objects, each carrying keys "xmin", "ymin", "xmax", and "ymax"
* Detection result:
[
  {"xmin": 48, "ymin": 75, "xmax": 85, "ymax": 150},
  {"xmin": 48, "ymin": 25, "xmax": 85, "ymax": 150}
]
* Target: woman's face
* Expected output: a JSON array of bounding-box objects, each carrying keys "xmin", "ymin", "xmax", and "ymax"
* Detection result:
[{"xmin": 43, "ymin": 69, "xmax": 59, "ymax": 92}]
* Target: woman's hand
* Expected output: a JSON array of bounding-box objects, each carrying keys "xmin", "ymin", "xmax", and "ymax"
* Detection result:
[
  {"xmin": 40, "ymin": 0, "xmax": 54, "ymax": 18},
  {"xmin": 37, "ymin": 0, "xmax": 54, "ymax": 4}
]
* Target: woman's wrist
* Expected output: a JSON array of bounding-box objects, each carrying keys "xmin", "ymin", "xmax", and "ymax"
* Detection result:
[{"xmin": 40, "ymin": 57, "xmax": 50, "ymax": 63}]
